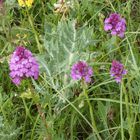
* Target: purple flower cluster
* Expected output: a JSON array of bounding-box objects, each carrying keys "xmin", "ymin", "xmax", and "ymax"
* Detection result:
[
  {"xmin": 71, "ymin": 61, "xmax": 93, "ymax": 83},
  {"xmin": 71, "ymin": 60, "xmax": 127, "ymax": 84},
  {"xmin": 9, "ymin": 46, "xmax": 39, "ymax": 85},
  {"xmin": 104, "ymin": 13, "xmax": 126, "ymax": 38},
  {"xmin": 110, "ymin": 60, "xmax": 127, "ymax": 83}
]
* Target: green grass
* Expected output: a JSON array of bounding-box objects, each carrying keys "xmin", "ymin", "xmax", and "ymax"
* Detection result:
[{"xmin": 0, "ymin": 0, "xmax": 140, "ymax": 139}]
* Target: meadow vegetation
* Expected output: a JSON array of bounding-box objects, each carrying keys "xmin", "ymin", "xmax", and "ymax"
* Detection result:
[{"xmin": 0, "ymin": 0, "xmax": 140, "ymax": 140}]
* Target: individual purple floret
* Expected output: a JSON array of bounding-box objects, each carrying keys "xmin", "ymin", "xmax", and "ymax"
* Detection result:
[
  {"xmin": 110, "ymin": 60, "xmax": 127, "ymax": 83},
  {"xmin": 104, "ymin": 13, "xmax": 126, "ymax": 38},
  {"xmin": 71, "ymin": 61, "xmax": 93, "ymax": 83},
  {"xmin": 9, "ymin": 46, "xmax": 39, "ymax": 85}
]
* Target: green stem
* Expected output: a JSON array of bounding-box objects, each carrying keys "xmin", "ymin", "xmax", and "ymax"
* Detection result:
[
  {"xmin": 30, "ymin": 114, "xmax": 40, "ymax": 140},
  {"xmin": 123, "ymin": 84, "xmax": 133, "ymax": 140},
  {"xmin": 83, "ymin": 83, "xmax": 102, "ymax": 140},
  {"xmin": 120, "ymin": 83, "xmax": 124, "ymax": 140},
  {"xmin": 22, "ymin": 98, "xmax": 33, "ymax": 140},
  {"xmin": 26, "ymin": 9, "xmax": 42, "ymax": 53}
]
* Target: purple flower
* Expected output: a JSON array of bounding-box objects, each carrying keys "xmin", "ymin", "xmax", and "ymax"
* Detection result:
[
  {"xmin": 71, "ymin": 61, "xmax": 93, "ymax": 83},
  {"xmin": 9, "ymin": 46, "xmax": 39, "ymax": 85},
  {"xmin": 0, "ymin": 0, "xmax": 3, "ymax": 4},
  {"xmin": 104, "ymin": 13, "xmax": 126, "ymax": 38},
  {"xmin": 110, "ymin": 60, "xmax": 127, "ymax": 83}
]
